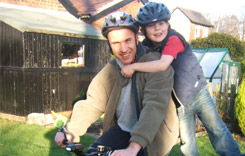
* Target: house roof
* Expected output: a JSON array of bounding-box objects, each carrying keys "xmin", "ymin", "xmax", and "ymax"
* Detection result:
[
  {"xmin": 60, "ymin": 0, "xmax": 116, "ymax": 17},
  {"xmin": 58, "ymin": 0, "xmax": 148, "ymax": 22},
  {"xmin": 173, "ymin": 7, "xmax": 213, "ymax": 27},
  {"xmin": 0, "ymin": 3, "xmax": 104, "ymax": 39}
]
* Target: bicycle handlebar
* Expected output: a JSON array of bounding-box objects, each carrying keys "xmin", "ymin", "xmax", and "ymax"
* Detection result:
[{"xmin": 59, "ymin": 127, "xmax": 113, "ymax": 156}]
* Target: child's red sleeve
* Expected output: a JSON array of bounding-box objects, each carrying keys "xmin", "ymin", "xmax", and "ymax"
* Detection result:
[{"xmin": 161, "ymin": 36, "xmax": 185, "ymax": 59}]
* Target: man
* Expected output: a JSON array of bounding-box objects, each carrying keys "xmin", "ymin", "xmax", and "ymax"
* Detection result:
[{"xmin": 55, "ymin": 12, "xmax": 179, "ymax": 156}]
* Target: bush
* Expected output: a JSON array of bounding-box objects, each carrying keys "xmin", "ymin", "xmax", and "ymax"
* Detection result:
[
  {"xmin": 191, "ymin": 33, "xmax": 245, "ymax": 59},
  {"xmin": 242, "ymin": 59, "xmax": 245, "ymax": 75},
  {"xmin": 235, "ymin": 78, "xmax": 245, "ymax": 135}
]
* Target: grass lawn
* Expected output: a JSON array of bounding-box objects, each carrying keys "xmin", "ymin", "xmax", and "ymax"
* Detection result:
[{"xmin": 0, "ymin": 118, "xmax": 244, "ymax": 156}]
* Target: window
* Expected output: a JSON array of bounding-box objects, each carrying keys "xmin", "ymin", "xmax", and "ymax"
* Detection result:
[
  {"xmin": 202, "ymin": 27, "xmax": 209, "ymax": 38},
  {"xmin": 61, "ymin": 42, "xmax": 85, "ymax": 67},
  {"xmin": 194, "ymin": 25, "xmax": 200, "ymax": 39}
]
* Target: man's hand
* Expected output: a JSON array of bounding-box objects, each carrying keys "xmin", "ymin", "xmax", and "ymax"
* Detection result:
[
  {"xmin": 121, "ymin": 64, "xmax": 135, "ymax": 78},
  {"xmin": 111, "ymin": 142, "xmax": 141, "ymax": 156},
  {"xmin": 54, "ymin": 131, "xmax": 72, "ymax": 147}
]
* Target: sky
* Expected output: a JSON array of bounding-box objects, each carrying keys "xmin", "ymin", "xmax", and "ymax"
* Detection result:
[{"xmin": 152, "ymin": 0, "xmax": 245, "ymax": 21}]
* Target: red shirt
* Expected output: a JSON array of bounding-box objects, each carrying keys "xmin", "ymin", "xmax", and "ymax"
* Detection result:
[{"xmin": 161, "ymin": 36, "xmax": 184, "ymax": 59}]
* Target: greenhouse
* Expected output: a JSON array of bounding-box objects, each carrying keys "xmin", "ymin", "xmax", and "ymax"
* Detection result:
[{"xmin": 193, "ymin": 48, "xmax": 241, "ymax": 93}]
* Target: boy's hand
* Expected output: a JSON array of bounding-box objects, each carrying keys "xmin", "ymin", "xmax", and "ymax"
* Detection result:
[{"xmin": 121, "ymin": 64, "xmax": 135, "ymax": 78}]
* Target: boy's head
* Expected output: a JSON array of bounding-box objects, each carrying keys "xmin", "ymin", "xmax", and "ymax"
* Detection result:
[
  {"xmin": 101, "ymin": 12, "xmax": 139, "ymax": 65},
  {"xmin": 137, "ymin": 2, "xmax": 171, "ymax": 26},
  {"xmin": 137, "ymin": 2, "xmax": 171, "ymax": 43}
]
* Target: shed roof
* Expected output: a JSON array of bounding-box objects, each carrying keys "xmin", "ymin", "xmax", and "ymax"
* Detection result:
[
  {"xmin": 0, "ymin": 3, "xmax": 104, "ymax": 39},
  {"xmin": 173, "ymin": 7, "xmax": 213, "ymax": 27}
]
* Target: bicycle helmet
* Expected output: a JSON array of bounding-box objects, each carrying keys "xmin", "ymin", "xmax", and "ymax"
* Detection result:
[
  {"xmin": 101, "ymin": 12, "xmax": 139, "ymax": 38},
  {"xmin": 137, "ymin": 2, "xmax": 171, "ymax": 26}
]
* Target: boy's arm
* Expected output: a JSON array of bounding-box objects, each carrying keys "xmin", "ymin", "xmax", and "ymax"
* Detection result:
[{"xmin": 121, "ymin": 54, "xmax": 174, "ymax": 77}]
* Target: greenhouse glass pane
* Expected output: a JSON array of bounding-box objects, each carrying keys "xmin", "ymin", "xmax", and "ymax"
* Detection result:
[
  {"xmin": 193, "ymin": 52, "xmax": 204, "ymax": 61},
  {"xmin": 193, "ymin": 49, "xmax": 206, "ymax": 61},
  {"xmin": 199, "ymin": 51, "xmax": 226, "ymax": 77}
]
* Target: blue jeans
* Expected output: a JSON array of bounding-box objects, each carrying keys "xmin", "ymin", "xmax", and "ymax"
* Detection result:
[{"xmin": 177, "ymin": 87, "xmax": 241, "ymax": 156}]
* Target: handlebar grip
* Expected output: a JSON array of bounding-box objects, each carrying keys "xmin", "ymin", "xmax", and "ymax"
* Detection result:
[
  {"xmin": 59, "ymin": 127, "xmax": 69, "ymax": 145},
  {"xmin": 62, "ymin": 139, "xmax": 68, "ymax": 145},
  {"xmin": 65, "ymin": 142, "xmax": 84, "ymax": 153}
]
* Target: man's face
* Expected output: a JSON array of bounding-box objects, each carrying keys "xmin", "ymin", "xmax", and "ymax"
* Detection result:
[{"xmin": 107, "ymin": 28, "xmax": 138, "ymax": 65}]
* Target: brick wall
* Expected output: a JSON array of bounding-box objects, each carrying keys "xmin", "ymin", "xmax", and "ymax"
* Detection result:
[
  {"xmin": 189, "ymin": 23, "xmax": 195, "ymax": 43},
  {"xmin": 189, "ymin": 23, "xmax": 212, "ymax": 43},
  {"xmin": 0, "ymin": 0, "xmax": 66, "ymax": 11}
]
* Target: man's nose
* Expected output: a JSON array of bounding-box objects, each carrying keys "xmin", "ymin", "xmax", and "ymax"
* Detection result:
[{"xmin": 120, "ymin": 43, "xmax": 127, "ymax": 52}]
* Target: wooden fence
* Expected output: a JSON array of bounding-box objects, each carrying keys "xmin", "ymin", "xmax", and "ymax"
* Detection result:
[{"xmin": 0, "ymin": 67, "xmax": 97, "ymax": 116}]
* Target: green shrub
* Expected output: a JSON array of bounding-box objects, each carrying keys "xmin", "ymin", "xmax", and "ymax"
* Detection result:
[
  {"xmin": 191, "ymin": 33, "xmax": 245, "ymax": 59},
  {"xmin": 235, "ymin": 78, "xmax": 245, "ymax": 135},
  {"xmin": 242, "ymin": 59, "xmax": 245, "ymax": 75}
]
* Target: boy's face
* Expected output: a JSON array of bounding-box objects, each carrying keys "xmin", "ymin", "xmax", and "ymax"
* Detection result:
[
  {"xmin": 107, "ymin": 28, "xmax": 138, "ymax": 65},
  {"xmin": 145, "ymin": 20, "xmax": 169, "ymax": 43}
]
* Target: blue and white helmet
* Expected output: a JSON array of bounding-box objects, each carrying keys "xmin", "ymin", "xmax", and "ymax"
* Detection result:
[{"xmin": 137, "ymin": 2, "xmax": 171, "ymax": 26}]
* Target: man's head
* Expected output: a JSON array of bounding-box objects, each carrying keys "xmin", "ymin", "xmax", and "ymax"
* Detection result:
[{"xmin": 102, "ymin": 12, "xmax": 139, "ymax": 65}]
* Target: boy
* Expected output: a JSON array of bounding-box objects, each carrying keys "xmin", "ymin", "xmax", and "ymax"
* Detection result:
[{"xmin": 121, "ymin": 2, "xmax": 241, "ymax": 156}]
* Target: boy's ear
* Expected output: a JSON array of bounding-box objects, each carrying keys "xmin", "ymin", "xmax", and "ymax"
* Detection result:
[{"xmin": 168, "ymin": 23, "xmax": 171, "ymax": 29}]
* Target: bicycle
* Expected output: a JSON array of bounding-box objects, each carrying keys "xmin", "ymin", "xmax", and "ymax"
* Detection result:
[{"xmin": 60, "ymin": 127, "xmax": 113, "ymax": 156}]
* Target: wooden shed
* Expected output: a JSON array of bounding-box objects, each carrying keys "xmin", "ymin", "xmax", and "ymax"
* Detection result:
[{"xmin": 0, "ymin": 4, "xmax": 110, "ymax": 116}]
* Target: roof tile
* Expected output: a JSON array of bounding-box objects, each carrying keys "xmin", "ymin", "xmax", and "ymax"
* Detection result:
[{"xmin": 69, "ymin": 0, "xmax": 115, "ymax": 15}]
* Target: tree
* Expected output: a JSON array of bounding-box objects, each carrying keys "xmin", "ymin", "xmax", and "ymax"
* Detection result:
[
  {"xmin": 191, "ymin": 33, "xmax": 245, "ymax": 59},
  {"xmin": 212, "ymin": 15, "xmax": 241, "ymax": 40},
  {"xmin": 238, "ymin": 5, "xmax": 245, "ymax": 41}
]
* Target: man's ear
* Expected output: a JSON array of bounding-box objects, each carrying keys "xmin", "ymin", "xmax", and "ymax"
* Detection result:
[
  {"xmin": 136, "ymin": 33, "xmax": 139, "ymax": 45},
  {"xmin": 140, "ymin": 27, "xmax": 145, "ymax": 35}
]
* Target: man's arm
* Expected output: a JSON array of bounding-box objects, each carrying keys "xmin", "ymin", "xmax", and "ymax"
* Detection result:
[{"xmin": 65, "ymin": 64, "xmax": 115, "ymax": 142}]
